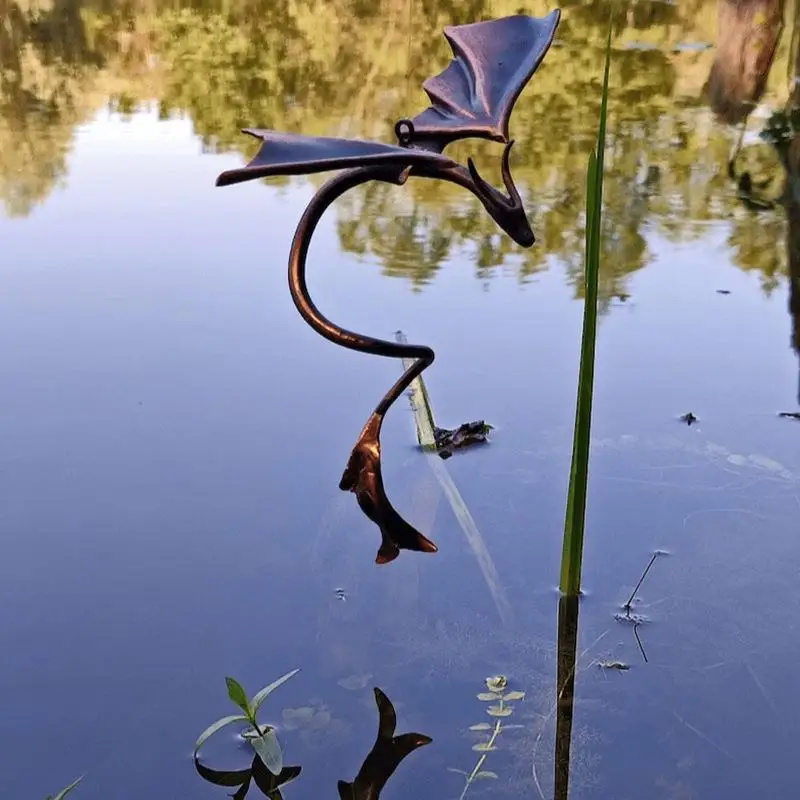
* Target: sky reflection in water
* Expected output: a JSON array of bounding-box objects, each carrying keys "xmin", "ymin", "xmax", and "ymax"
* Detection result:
[{"xmin": 2, "ymin": 1, "xmax": 800, "ymax": 798}]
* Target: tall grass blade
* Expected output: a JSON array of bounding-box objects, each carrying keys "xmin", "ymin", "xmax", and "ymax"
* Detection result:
[{"xmin": 559, "ymin": 25, "xmax": 612, "ymax": 596}]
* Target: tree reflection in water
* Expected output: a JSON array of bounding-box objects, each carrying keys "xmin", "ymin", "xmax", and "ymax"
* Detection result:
[{"xmin": 719, "ymin": 0, "xmax": 800, "ymax": 408}]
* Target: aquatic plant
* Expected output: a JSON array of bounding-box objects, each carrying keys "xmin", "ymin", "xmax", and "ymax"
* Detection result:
[
  {"xmin": 450, "ymin": 675, "xmax": 525, "ymax": 799},
  {"xmin": 194, "ymin": 669, "xmax": 300, "ymax": 775},
  {"xmin": 559, "ymin": 25, "xmax": 612, "ymax": 597},
  {"xmin": 45, "ymin": 776, "xmax": 83, "ymax": 800}
]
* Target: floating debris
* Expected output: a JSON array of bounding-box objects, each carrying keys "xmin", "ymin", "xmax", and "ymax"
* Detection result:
[
  {"xmin": 434, "ymin": 420, "xmax": 494, "ymax": 460},
  {"xmin": 716, "ymin": 289, "xmax": 731, "ymax": 295},
  {"xmin": 334, "ymin": 588, "xmax": 347, "ymax": 601},
  {"xmin": 680, "ymin": 412, "xmax": 697, "ymax": 426},
  {"xmin": 614, "ymin": 611, "xmax": 649, "ymax": 626},
  {"xmin": 778, "ymin": 412, "xmax": 800, "ymax": 421},
  {"xmin": 596, "ymin": 660, "xmax": 630, "ymax": 671}
]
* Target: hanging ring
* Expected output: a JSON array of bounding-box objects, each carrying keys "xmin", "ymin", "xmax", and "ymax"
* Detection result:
[{"xmin": 395, "ymin": 119, "xmax": 415, "ymax": 146}]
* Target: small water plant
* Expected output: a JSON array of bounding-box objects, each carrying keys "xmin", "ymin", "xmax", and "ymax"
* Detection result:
[
  {"xmin": 449, "ymin": 675, "xmax": 525, "ymax": 799},
  {"xmin": 559, "ymin": 24, "xmax": 612, "ymax": 597},
  {"xmin": 45, "ymin": 776, "xmax": 83, "ymax": 800},
  {"xmin": 194, "ymin": 669, "xmax": 300, "ymax": 775}
]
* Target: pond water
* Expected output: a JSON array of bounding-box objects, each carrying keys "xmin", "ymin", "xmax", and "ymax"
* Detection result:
[{"xmin": 3, "ymin": 1, "xmax": 800, "ymax": 798}]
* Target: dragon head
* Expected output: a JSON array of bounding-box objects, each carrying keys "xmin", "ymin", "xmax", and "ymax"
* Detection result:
[{"xmin": 467, "ymin": 140, "xmax": 535, "ymax": 248}]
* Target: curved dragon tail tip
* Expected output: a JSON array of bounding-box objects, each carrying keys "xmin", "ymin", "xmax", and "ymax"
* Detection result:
[
  {"xmin": 390, "ymin": 513, "xmax": 439, "ymax": 555},
  {"xmin": 375, "ymin": 527, "xmax": 438, "ymax": 564},
  {"xmin": 417, "ymin": 533, "xmax": 439, "ymax": 553},
  {"xmin": 376, "ymin": 539, "xmax": 401, "ymax": 565}
]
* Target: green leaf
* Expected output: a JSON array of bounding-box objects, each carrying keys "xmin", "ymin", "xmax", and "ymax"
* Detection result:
[
  {"xmin": 249, "ymin": 727, "xmax": 283, "ymax": 775},
  {"xmin": 502, "ymin": 691, "xmax": 525, "ymax": 701},
  {"xmin": 475, "ymin": 771, "xmax": 499, "ymax": 780},
  {"xmin": 560, "ymin": 20, "xmax": 611, "ymax": 597},
  {"xmin": 472, "ymin": 743, "xmax": 498, "ymax": 752},
  {"xmin": 194, "ymin": 714, "xmax": 249, "ymax": 754},
  {"xmin": 487, "ymin": 705, "xmax": 513, "ymax": 717},
  {"xmin": 468, "ymin": 723, "xmax": 492, "ymax": 731},
  {"xmin": 226, "ymin": 677, "xmax": 251, "ymax": 715},
  {"xmin": 252, "ymin": 668, "xmax": 300, "ymax": 712},
  {"xmin": 50, "ymin": 776, "xmax": 84, "ymax": 800},
  {"xmin": 476, "ymin": 692, "xmax": 499, "ymax": 701}
]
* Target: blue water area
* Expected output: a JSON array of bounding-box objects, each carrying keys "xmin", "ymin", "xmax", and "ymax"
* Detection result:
[{"xmin": 2, "ymin": 2, "xmax": 800, "ymax": 798}]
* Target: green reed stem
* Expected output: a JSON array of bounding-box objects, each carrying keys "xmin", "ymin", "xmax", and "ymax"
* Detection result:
[{"xmin": 559, "ymin": 25, "xmax": 612, "ymax": 596}]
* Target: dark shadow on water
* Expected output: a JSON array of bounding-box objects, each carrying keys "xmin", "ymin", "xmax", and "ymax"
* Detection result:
[
  {"xmin": 195, "ymin": 758, "xmax": 302, "ymax": 800},
  {"xmin": 195, "ymin": 688, "xmax": 431, "ymax": 800}
]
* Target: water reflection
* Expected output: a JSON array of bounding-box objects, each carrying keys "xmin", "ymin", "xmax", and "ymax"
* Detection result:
[
  {"xmin": 553, "ymin": 596, "xmax": 579, "ymax": 800},
  {"xmin": 195, "ymin": 757, "xmax": 301, "ymax": 800},
  {"xmin": 706, "ymin": 0, "xmax": 784, "ymax": 125},
  {"xmin": 776, "ymin": 16, "xmax": 800, "ymax": 405},
  {"xmin": 4, "ymin": 3, "xmax": 800, "ymax": 798},
  {"xmin": 722, "ymin": 1, "xmax": 800, "ymax": 407},
  {"xmin": 0, "ymin": 0, "xmax": 791, "ymax": 298},
  {"xmin": 195, "ymin": 688, "xmax": 430, "ymax": 800}
]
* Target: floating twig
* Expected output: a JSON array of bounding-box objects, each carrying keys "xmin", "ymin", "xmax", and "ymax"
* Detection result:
[
  {"xmin": 633, "ymin": 622, "xmax": 648, "ymax": 664},
  {"xmin": 623, "ymin": 551, "xmax": 663, "ymax": 612}
]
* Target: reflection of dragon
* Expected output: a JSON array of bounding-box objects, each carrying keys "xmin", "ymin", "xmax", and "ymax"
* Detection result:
[
  {"xmin": 194, "ymin": 687, "xmax": 430, "ymax": 800},
  {"xmin": 216, "ymin": 12, "xmax": 561, "ymax": 563}
]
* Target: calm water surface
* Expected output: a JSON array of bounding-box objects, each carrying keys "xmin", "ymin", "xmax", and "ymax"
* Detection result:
[{"xmin": 2, "ymin": 1, "xmax": 800, "ymax": 798}]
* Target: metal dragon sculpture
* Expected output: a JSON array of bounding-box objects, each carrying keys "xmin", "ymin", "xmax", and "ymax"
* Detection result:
[{"xmin": 216, "ymin": 11, "xmax": 561, "ymax": 564}]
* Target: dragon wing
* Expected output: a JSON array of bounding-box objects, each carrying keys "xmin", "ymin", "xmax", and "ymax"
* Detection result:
[
  {"xmin": 215, "ymin": 130, "xmax": 456, "ymax": 187},
  {"xmin": 408, "ymin": 10, "xmax": 561, "ymax": 151}
]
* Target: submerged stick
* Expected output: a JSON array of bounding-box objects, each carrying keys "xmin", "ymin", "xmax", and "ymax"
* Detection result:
[
  {"xmin": 633, "ymin": 622, "xmax": 648, "ymax": 664},
  {"xmin": 396, "ymin": 331, "xmax": 513, "ymax": 627}
]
